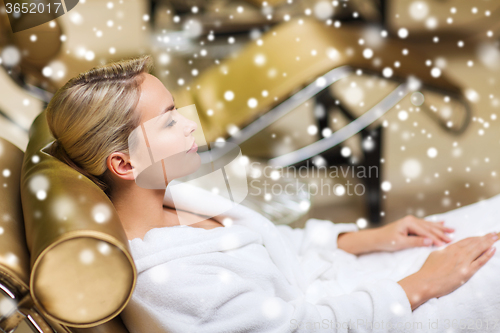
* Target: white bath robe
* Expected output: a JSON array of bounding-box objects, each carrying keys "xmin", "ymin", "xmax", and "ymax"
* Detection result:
[{"xmin": 121, "ymin": 181, "xmax": 500, "ymax": 333}]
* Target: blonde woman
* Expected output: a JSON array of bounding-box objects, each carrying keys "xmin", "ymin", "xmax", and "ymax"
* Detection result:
[{"xmin": 46, "ymin": 55, "xmax": 500, "ymax": 332}]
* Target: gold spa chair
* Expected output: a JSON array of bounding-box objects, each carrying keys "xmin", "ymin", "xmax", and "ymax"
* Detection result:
[
  {"xmin": 1, "ymin": 14, "xmax": 132, "ymax": 333},
  {"xmin": 0, "ymin": 112, "xmax": 134, "ymax": 332}
]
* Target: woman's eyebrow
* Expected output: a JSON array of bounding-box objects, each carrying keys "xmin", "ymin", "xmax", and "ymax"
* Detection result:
[
  {"xmin": 153, "ymin": 102, "xmax": 176, "ymax": 124},
  {"xmin": 160, "ymin": 102, "xmax": 175, "ymax": 116},
  {"xmin": 160, "ymin": 95, "xmax": 176, "ymax": 115},
  {"xmin": 165, "ymin": 104, "xmax": 175, "ymax": 112},
  {"xmin": 154, "ymin": 95, "xmax": 176, "ymax": 123}
]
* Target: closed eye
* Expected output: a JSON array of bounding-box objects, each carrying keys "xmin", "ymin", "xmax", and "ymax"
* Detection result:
[{"xmin": 166, "ymin": 119, "xmax": 177, "ymax": 127}]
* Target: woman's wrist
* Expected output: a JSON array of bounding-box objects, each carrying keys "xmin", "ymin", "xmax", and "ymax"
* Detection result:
[
  {"xmin": 397, "ymin": 273, "xmax": 434, "ymax": 311},
  {"xmin": 337, "ymin": 228, "xmax": 380, "ymax": 255}
]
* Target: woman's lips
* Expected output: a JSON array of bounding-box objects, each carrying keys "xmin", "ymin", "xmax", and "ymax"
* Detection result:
[{"xmin": 187, "ymin": 141, "xmax": 198, "ymax": 153}]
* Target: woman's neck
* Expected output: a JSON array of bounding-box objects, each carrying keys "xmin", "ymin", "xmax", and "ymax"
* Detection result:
[{"xmin": 110, "ymin": 184, "xmax": 177, "ymax": 239}]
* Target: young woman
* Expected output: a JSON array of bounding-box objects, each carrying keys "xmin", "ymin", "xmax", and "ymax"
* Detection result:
[{"xmin": 46, "ymin": 55, "xmax": 499, "ymax": 332}]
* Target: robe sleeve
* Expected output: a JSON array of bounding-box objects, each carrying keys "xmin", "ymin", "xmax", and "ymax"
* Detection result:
[
  {"xmin": 276, "ymin": 218, "xmax": 359, "ymax": 256},
  {"xmin": 123, "ymin": 263, "xmax": 414, "ymax": 333}
]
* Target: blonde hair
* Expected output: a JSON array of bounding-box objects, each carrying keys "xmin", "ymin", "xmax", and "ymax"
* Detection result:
[{"xmin": 46, "ymin": 55, "xmax": 154, "ymax": 197}]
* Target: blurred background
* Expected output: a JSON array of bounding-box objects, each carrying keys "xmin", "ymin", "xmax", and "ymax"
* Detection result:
[{"xmin": 1, "ymin": 0, "xmax": 500, "ymax": 234}]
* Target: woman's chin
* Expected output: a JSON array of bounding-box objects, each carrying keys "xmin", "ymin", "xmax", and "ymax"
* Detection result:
[
  {"xmin": 175, "ymin": 154, "xmax": 202, "ymax": 179},
  {"xmin": 188, "ymin": 153, "xmax": 202, "ymax": 171}
]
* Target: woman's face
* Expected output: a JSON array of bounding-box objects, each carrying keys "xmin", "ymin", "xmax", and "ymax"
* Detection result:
[{"xmin": 131, "ymin": 73, "xmax": 200, "ymax": 187}]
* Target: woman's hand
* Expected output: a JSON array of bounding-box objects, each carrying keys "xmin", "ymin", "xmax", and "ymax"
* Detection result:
[
  {"xmin": 337, "ymin": 215, "xmax": 454, "ymax": 255},
  {"xmin": 372, "ymin": 215, "xmax": 455, "ymax": 252},
  {"xmin": 398, "ymin": 232, "xmax": 499, "ymax": 311}
]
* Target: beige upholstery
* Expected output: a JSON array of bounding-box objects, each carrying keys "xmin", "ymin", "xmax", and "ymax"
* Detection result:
[
  {"xmin": 0, "ymin": 112, "xmax": 134, "ymax": 332},
  {"xmin": 0, "ymin": 138, "xmax": 30, "ymax": 296},
  {"xmin": 1, "ymin": 8, "xmax": 135, "ymax": 332},
  {"xmin": 0, "ymin": 137, "xmax": 69, "ymax": 333},
  {"xmin": 20, "ymin": 110, "xmax": 136, "ymax": 331},
  {"xmin": 0, "ymin": 137, "xmax": 31, "ymax": 333},
  {"xmin": 0, "ymin": 4, "xmax": 140, "ymax": 333}
]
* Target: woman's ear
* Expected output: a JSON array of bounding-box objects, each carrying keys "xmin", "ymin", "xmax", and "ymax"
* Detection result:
[{"xmin": 107, "ymin": 152, "xmax": 135, "ymax": 181}]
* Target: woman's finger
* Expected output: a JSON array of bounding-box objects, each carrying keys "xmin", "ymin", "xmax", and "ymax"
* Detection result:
[
  {"xmin": 404, "ymin": 236, "xmax": 433, "ymax": 248},
  {"xmin": 427, "ymin": 226, "xmax": 453, "ymax": 243},
  {"xmin": 468, "ymin": 233, "xmax": 498, "ymax": 263},
  {"xmin": 426, "ymin": 220, "xmax": 455, "ymax": 233},
  {"xmin": 414, "ymin": 221, "xmax": 452, "ymax": 243},
  {"xmin": 470, "ymin": 246, "xmax": 496, "ymax": 273},
  {"xmin": 407, "ymin": 223, "xmax": 444, "ymax": 246}
]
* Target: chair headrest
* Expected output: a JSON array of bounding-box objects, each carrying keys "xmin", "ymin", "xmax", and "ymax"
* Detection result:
[
  {"xmin": 0, "ymin": 137, "xmax": 30, "ymax": 297},
  {"xmin": 20, "ymin": 110, "xmax": 137, "ymax": 328}
]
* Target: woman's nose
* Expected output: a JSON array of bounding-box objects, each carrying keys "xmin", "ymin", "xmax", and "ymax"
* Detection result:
[{"xmin": 185, "ymin": 118, "xmax": 197, "ymax": 136}]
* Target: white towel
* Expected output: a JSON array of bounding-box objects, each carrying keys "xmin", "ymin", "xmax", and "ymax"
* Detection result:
[{"xmin": 120, "ymin": 181, "xmax": 500, "ymax": 333}]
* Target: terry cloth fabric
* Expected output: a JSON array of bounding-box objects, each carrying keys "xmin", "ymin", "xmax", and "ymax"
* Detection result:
[{"xmin": 121, "ymin": 181, "xmax": 500, "ymax": 333}]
